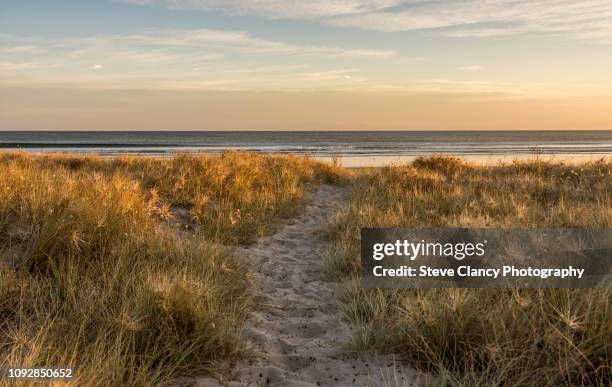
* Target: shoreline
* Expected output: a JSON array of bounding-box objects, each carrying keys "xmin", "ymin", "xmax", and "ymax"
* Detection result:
[
  {"xmin": 316, "ymin": 153, "xmax": 612, "ymax": 167},
  {"xmin": 2, "ymin": 150, "xmax": 611, "ymax": 168}
]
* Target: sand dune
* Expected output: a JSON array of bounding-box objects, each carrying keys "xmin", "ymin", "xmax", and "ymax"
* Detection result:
[{"xmin": 193, "ymin": 185, "xmax": 428, "ymax": 386}]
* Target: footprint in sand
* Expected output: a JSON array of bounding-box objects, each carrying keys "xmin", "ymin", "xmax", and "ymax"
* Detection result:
[{"xmin": 193, "ymin": 185, "xmax": 431, "ymax": 387}]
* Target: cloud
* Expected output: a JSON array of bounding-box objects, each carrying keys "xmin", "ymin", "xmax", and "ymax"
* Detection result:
[
  {"xmin": 459, "ymin": 65, "xmax": 483, "ymax": 71},
  {"xmin": 120, "ymin": 0, "xmax": 403, "ymax": 19},
  {"xmin": 55, "ymin": 29, "xmax": 394, "ymax": 58},
  {"xmin": 122, "ymin": 1, "xmax": 612, "ymax": 43},
  {"xmin": 0, "ymin": 29, "xmax": 393, "ymax": 90},
  {"xmin": 0, "ymin": 45, "xmax": 40, "ymax": 54},
  {"xmin": 300, "ymin": 69, "xmax": 359, "ymax": 81},
  {"xmin": 405, "ymin": 78, "xmax": 612, "ymax": 99},
  {"xmin": 0, "ymin": 61, "xmax": 39, "ymax": 70},
  {"xmin": 329, "ymin": 1, "xmax": 612, "ymax": 42},
  {"xmin": 441, "ymin": 26, "xmax": 530, "ymax": 38}
]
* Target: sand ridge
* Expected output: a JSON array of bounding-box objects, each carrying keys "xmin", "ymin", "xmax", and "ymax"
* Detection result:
[{"xmin": 207, "ymin": 185, "xmax": 426, "ymax": 387}]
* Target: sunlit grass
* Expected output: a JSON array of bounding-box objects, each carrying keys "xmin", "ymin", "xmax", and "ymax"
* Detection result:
[
  {"xmin": 1, "ymin": 151, "xmax": 344, "ymax": 244},
  {"xmin": 327, "ymin": 156, "xmax": 612, "ymax": 386},
  {"xmin": 0, "ymin": 152, "xmax": 343, "ymax": 385}
]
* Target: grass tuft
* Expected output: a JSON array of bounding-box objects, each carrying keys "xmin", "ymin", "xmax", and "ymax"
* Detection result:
[
  {"xmin": 328, "ymin": 156, "xmax": 612, "ymax": 386},
  {"xmin": 0, "ymin": 152, "xmax": 343, "ymax": 385}
]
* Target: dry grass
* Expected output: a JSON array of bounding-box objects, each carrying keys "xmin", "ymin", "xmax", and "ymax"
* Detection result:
[
  {"xmin": 327, "ymin": 156, "xmax": 612, "ymax": 386},
  {"xmin": 0, "ymin": 152, "xmax": 343, "ymax": 385},
  {"xmin": 1, "ymin": 151, "xmax": 343, "ymax": 244}
]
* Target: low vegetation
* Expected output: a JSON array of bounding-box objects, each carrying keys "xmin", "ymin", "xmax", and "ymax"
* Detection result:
[
  {"xmin": 327, "ymin": 156, "xmax": 612, "ymax": 386},
  {"xmin": 0, "ymin": 152, "xmax": 342, "ymax": 385},
  {"xmin": 1, "ymin": 151, "xmax": 343, "ymax": 244},
  {"xmin": 2, "ymin": 151, "xmax": 609, "ymax": 386}
]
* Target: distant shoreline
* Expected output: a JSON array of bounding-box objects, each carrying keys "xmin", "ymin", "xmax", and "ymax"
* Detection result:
[
  {"xmin": 2, "ymin": 130, "xmax": 612, "ymax": 168},
  {"xmin": 316, "ymin": 153, "xmax": 612, "ymax": 167},
  {"xmin": 1, "ymin": 149, "xmax": 610, "ymax": 167}
]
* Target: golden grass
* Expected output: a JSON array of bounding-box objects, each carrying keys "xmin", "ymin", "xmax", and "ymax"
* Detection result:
[
  {"xmin": 327, "ymin": 156, "xmax": 612, "ymax": 386},
  {"xmin": 3, "ymin": 151, "xmax": 609, "ymax": 386},
  {"xmin": 1, "ymin": 151, "xmax": 343, "ymax": 244},
  {"xmin": 0, "ymin": 152, "xmax": 343, "ymax": 385}
]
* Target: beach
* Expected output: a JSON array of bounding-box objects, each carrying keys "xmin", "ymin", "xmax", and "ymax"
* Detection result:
[
  {"xmin": 319, "ymin": 153, "xmax": 612, "ymax": 167},
  {"xmin": 0, "ymin": 152, "xmax": 610, "ymax": 386},
  {"xmin": 5, "ymin": 0, "xmax": 612, "ymax": 384},
  {"xmin": 2, "ymin": 131, "xmax": 612, "ymax": 168}
]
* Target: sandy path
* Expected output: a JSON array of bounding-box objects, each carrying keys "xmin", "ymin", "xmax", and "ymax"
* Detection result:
[{"xmin": 198, "ymin": 185, "xmax": 425, "ymax": 387}]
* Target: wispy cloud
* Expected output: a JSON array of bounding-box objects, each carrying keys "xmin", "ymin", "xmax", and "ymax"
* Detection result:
[
  {"xmin": 53, "ymin": 29, "xmax": 395, "ymax": 58},
  {"xmin": 0, "ymin": 29, "xmax": 393, "ymax": 90},
  {"xmin": 405, "ymin": 78, "xmax": 612, "ymax": 99},
  {"xmin": 1, "ymin": 28, "xmax": 394, "ymax": 60},
  {"xmin": 459, "ymin": 65, "xmax": 484, "ymax": 71},
  {"xmin": 330, "ymin": 0, "xmax": 612, "ymax": 43},
  {"xmin": 120, "ymin": 0, "xmax": 402, "ymax": 19},
  {"xmin": 122, "ymin": 1, "xmax": 612, "ymax": 43},
  {"xmin": 0, "ymin": 61, "xmax": 39, "ymax": 70}
]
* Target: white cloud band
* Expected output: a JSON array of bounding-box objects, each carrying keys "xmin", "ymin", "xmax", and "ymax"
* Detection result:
[{"xmin": 121, "ymin": 0, "xmax": 612, "ymax": 43}]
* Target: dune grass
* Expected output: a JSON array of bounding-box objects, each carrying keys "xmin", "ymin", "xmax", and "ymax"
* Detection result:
[
  {"xmin": 0, "ymin": 152, "xmax": 342, "ymax": 385},
  {"xmin": 3, "ymin": 151, "xmax": 609, "ymax": 385},
  {"xmin": 1, "ymin": 151, "xmax": 343, "ymax": 244},
  {"xmin": 326, "ymin": 156, "xmax": 612, "ymax": 386}
]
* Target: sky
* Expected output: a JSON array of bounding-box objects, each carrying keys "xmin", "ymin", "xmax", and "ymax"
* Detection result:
[{"xmin": 1, "ymin": 0, "xmax": 612, "ymax": 131}]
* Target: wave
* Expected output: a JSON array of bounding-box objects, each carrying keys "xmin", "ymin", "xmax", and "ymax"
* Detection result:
[{"xmin": 2, "ymin": 131, "xmax": 612, "ymax": 157}]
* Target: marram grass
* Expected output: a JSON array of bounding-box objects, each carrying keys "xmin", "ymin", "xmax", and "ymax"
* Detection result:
[
  {"xmin": 1, "ymin": 152, "xmax": 610, "ymax": 386},
  {"xmin": 326, "ymin": 156, "xmax": 612, "ymax": 386},
  {"xmin": 0, "ymin": 152, "xmax": 343, "ymax": 386}
]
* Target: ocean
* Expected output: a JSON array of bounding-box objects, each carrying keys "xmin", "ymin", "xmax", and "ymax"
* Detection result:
[{"xmin": 2, "ymin": 131, "xmax": 612, "ymax": 166}]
